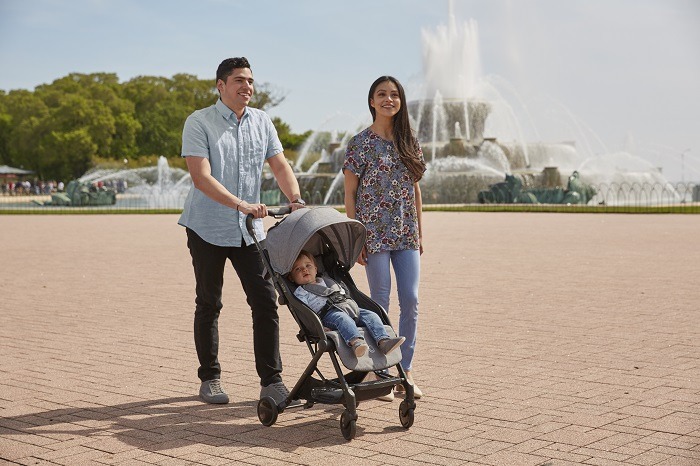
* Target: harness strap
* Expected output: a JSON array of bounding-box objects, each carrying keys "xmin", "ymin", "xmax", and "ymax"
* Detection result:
[{"xmin": 304, "ymin": 276, "xmax": 360, "ymax": 322}]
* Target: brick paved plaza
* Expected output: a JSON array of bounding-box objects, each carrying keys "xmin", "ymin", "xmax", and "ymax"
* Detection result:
[{"xmin": 1, "ymin": 212, "xmax": 698, "ymax": 465}]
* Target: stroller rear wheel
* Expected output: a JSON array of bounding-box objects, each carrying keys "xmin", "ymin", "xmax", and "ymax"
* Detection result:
[
  {"xmin": 340, "ymin": 410, "xmax": 357, "ymax": 440},
  {"xmin": 257, "ymin": 396, "xmax": 279, "ymax": 426},
  {"xmin": 399, "ymin": 400, "xmax": 415, "ymax": 428}
]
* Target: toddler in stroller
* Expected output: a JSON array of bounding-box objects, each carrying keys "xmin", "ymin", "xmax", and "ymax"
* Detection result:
[
  {"xmin": 288, "ymin": 249, "xmax": 405, "ymax": 358},
  {"xmin": 246, "ymin": 206, "xmax": 416, "ymax": 440}
]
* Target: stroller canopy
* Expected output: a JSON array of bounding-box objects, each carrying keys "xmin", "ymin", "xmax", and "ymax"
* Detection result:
[{"xmin": 265, "ymin": 207, "xmax": 366, "ymax": 275}]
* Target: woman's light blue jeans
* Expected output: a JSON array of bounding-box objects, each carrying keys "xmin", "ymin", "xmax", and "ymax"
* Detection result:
[{"xmin": 365, "ymin": 249, "xmax": 420, "ymax": 371}]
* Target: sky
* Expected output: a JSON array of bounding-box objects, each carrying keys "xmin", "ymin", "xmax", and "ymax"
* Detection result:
[{"xmin": 1, "ymin": 0, "xmax": 699, "ymax": 182}]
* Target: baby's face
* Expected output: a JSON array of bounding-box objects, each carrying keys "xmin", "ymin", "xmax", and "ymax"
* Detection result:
[{"xmin": 290, "ymin": 255, "xmax": 317, "ymax": 285}]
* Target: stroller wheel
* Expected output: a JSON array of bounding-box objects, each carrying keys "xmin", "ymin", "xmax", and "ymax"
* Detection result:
[
  {"xmin": 257, "ymin": 396, "xmax": 278, "ymax": 426},
  {"xmin": 340, "ymin": 410, "xmax": 357, "ymax": 440},
  {"xmin": 399, "ymin": 400, "xmax": 415, "ymax": 428}
]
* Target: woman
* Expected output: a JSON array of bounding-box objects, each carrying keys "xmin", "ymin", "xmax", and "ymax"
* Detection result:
[{"xmin": 343, "ymin": 76, "xmax": 426, "ymax": 399}]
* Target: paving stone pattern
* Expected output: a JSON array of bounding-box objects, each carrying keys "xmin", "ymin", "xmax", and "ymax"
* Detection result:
[{"xmin": 1, "ymin": 213, "xmax": 698, "ymax": 465}]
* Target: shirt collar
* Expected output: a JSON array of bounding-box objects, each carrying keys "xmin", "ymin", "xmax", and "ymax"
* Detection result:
[{"xmin": 215, "ymin": 99, "xmax": 247, "ymax": 123}]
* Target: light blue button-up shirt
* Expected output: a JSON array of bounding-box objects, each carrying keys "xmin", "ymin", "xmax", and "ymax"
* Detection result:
[{"xmin": 178, "ymin": 99, "xmax": 283, "ymax": 246}]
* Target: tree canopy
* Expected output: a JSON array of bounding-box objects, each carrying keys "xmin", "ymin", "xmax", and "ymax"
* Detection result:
[{"xmin": 0, "ymin": 72, "xmax": 310, "ymax": 181}]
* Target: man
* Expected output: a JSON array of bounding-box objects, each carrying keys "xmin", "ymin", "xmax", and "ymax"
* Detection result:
[{"xmin": 179, "ymin": 57, "xmax": 306, "ymax": 405}]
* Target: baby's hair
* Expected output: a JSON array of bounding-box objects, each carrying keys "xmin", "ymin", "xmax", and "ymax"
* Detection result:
[{"xmin": 297, "ymin": 250, "xmax": 315, "ymax": 262}]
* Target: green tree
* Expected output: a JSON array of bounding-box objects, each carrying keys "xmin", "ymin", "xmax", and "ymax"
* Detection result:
[
  {"xmin": 112, "ymin": 112, "xmax": 141, "ymax": 158},
  {"xmin": 41, "ymin": 128, "xmax": 96, "ymax": 180},
  {"xmin": 0, "ymin": 71, "xmax": 308, "ymax": 181},
  {"xmin": 0, "ymin": 91, "xmax": 11, "ymax": 164},
  {"xmin": 36, "ymin": 73, "xmax": 140, "ymax": 160},
  {"xmin": 0, "ymin": 112, "xmax": 10, "ymax": 165},
  {"xmin": 272, "ymin": 117, "xmax": 311, "ymax": 151},
  {"xmin": 2, "ymin": 90, "xmax": 50, "ymax": 172},
  {"xmin": 249, "ymin": 83, "xmax": 286, "ymax": 111},
  {"xmin": 170, "ymin": 73, "xmax": 217, "ymax": 110},
  {"xmin": 50, "ymin": 94, "xmax": 115, "ymax": 156},
  {"xmin": 122, "ymin": 75, "xmax": 201, "ymax": 157}
]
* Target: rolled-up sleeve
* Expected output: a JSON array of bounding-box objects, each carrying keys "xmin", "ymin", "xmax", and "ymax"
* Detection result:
[
  {"xmin": 343, "ymin": 138, "xmax": 364, "ymax": 177},
  {"xmin": 265, "ymin": 117, "xmax": 283, "ymax": 159},
  {"xmin": 181, "ymin": 114, "xmax": 210, "ymax": 158}
]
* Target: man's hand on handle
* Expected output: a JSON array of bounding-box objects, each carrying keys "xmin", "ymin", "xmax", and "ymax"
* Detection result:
[{"xmin": 239, "ymin": 201, "xmax": 268, "ymax": 218}]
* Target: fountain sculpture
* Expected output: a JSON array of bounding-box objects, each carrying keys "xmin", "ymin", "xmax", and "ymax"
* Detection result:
[
  {"xmin": 37, "ymin": 179, "xmax": 117, "ymax": 206},
  {"xmin": 478, "ymin": 171, "xmax": 596, "ymax": 205}
]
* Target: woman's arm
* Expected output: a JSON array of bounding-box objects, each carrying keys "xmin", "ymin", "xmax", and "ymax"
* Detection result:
[
  {"xmin": 343, "ymin": 169, "xmax": 359, "ymax": 219},
  {"xmin": 343, "ymin": 169, "xmax": 367, "ymax": 265},
  {"xmin": 415, "ymin": 181, "xmax": 424, "ymax": 255}
]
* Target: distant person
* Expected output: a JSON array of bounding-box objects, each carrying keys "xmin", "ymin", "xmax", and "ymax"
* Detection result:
[
  {"xmin": 179, "ymin": 57, "xmax": 306, "ymax": 405},
  {"xmin": 343, "ymin": 75, "xmax": 427, "ymax": 400},
  {"xmin": 288, "ymin": 250, "xmax": 405, "ymax": 356}
]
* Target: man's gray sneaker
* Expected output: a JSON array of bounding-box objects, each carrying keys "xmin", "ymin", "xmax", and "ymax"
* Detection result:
[
  {"xmin": 200, "ymin": 379, "xmax": 229, "ymax": 404},
  {"xmin": 260, "ymin": 381, "xmax": 301, "ymax": 407}
]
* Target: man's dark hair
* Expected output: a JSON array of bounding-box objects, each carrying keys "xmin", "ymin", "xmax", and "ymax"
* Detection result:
[{"xmin": 216, "ymin": 57, "xmax": 251, "ymax": 83}]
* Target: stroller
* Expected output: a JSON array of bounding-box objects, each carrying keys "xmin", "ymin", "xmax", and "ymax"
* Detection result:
[{"xmin": 245, "ymin": 206, "xmax": 416, "ymax": 440}]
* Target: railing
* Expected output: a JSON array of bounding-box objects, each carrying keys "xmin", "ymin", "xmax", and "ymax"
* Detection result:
[
  {"xmin": 0, "ymin": 192, "xmax": 190, "ymax": 213},
  {"xmin": 1, "ymin": 182, "xmax": 698, "ymax": 213},
  {"xmin": 592, "ymin": 182, "xmax": 697, "ymax": 206}
]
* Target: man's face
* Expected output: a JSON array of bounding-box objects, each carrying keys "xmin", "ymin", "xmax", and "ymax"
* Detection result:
[
  {"xmin": 290, "ymin": 255, "xmax": 317, "ymax": 285},
  {"xmin": 217, "ymin": 67, "xmax": 254, "ymax": 109}
]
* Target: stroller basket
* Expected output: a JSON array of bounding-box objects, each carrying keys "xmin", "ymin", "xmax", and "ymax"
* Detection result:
[{"xmin": 246, "ymin": 206, "xmax": 416, "ymax": 440}]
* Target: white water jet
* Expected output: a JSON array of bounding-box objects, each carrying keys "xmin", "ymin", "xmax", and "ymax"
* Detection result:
[
  {"xmin": 322, "ymin": 170, "xmax": 345, "ymax": 206},
  {"xmin": 421, "ymin": 12, "xmax": 482, "ymax": 100},
  {"xmin": 80, "ymin": 156, "xmax": 191, "ymax": 208}
]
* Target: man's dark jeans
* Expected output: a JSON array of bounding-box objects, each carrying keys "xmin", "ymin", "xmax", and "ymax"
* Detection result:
[{"xmin": 186, "ymin": 228, "xmax": 282, "ymax": 386}]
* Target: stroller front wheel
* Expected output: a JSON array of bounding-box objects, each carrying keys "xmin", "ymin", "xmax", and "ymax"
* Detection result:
[
  {"xmin": 257, "ymin": 396, "xmax": 279, "ymax": 426},
  {"xmin": 399, "ymin": 399, "xmax": 415, "ymax": 428},
  {"xmin": 340, "ymin": 410, "xmax": 357, "ymax": 440}
]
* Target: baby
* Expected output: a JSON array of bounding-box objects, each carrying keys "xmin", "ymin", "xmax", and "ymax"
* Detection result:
[{"xmin": 288, "ymin": 250, "xmax": 405, "ymax": 357}]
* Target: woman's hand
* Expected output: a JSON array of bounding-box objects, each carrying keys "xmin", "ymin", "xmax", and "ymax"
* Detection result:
[{"xmin": 357, "ymin": 245, "xmax": 368, "ymax": 266}]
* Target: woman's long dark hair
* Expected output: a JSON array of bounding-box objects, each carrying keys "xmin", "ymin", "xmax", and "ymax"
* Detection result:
[{"xmin": 368, "ymin": 76, "xmax": 426, "ymax": 182}]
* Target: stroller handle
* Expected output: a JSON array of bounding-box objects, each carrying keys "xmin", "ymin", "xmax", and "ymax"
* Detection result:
[{"xmin": 245, "ymin": 206, "xmax": 292, "ymax": 236}]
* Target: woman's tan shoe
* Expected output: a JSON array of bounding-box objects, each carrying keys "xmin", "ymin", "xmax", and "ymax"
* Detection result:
[
  {"xmin": 363, "ymin": 371, "xmax": 395, "ymax": 401},
  {"xmin": 396, "ymin": 370, "xmax": 423, "ymax": 399}
]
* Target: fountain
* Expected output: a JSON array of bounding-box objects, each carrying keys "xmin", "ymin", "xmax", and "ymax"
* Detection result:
[
  {"xmin": 262, "ymin": 1, "xmax": 681, "ymax": 206},
  {"xmin": 263, "ymin": 126, "xmax": 350, "ymax": 205},
  {"xmin": 57, "ymin": 3, "xmax": 682, "ymax": 209},
  {"xmin": 79, "ymin": 156, "xmax": 191, "ymax": 209},
  {"xmin": 399, "ymin": 8, "xmax": 594, "ymax": 204}
]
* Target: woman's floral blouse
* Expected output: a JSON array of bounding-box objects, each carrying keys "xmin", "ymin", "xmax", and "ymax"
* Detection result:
[{"xmin": 343, "ymin": 127, "xmax": 423, "ymax": 254}]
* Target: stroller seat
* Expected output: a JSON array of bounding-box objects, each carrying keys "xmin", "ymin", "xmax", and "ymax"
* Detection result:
[{"xmin": 324, "ymin": 325, "xmax": 402, "ymax": 372}]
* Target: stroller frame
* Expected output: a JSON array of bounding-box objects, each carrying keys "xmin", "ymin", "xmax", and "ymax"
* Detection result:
[{"xmin": 246, "ymin": 208, "xmax": 416, "ymax": 440}]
